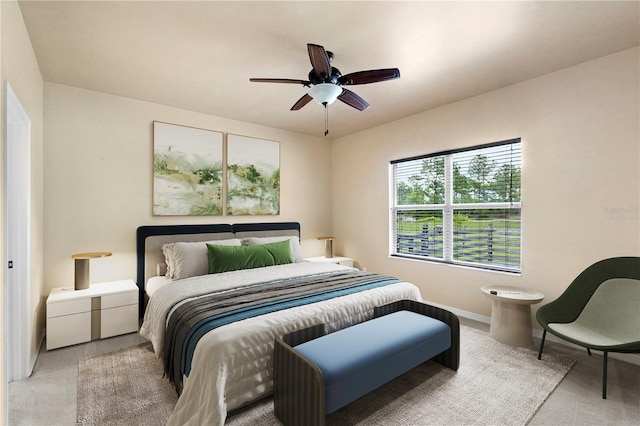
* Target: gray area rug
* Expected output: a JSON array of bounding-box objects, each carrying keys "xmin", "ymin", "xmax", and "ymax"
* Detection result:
[
  {"xmin": 77, "ymin": 343, "xmax": 176, "ymax": 426},
  {"xmin": 77, "ymin": 326, "xmax": 575, "ymax": 425}
]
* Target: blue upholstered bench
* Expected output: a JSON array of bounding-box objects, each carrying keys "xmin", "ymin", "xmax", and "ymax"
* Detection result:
[{"xmin": 273, "ymin": 299, "xmax": 460, "ymax": 426}]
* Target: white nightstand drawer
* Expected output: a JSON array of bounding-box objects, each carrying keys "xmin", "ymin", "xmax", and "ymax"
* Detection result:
[
  {"xmin": 47, "ymin": 312, "xmax": 91, "ymax": 350},
  {"xmin": 102, "ymin": 291, "xmax": 137, "ymax": 309},
  {"xmin": 46, "ymin": 279, "xmax": 139, "ymax": 350},
  {"xmin": 101, "ymin": 304, "xmax": 138, "ymax": 338},
  {"xmin": 47, "ymin": 298, "xmax": 91, "ymax": 318}
]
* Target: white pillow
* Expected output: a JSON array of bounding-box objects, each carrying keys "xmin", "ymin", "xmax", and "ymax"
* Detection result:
[
  {"xmin": 164, "ymin": 238, "xmax": 242, "ymax": 280},
  {"xmin": 244, "ymin": 236, "xmax": 304, "ymax": 263},
  {"xmin": 162, "ymin": 244, "xmax": 176, "ymax": 278}
]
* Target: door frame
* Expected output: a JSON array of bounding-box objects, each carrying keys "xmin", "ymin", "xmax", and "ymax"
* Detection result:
[{"xmin": 3, "ymin": 81, "xmax": 32, "ymax": 394}]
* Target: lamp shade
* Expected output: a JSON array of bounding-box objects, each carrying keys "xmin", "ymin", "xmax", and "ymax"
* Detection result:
[{"xmin": 308, "ymin": 83, "xmax": 342, "ymax": 106}]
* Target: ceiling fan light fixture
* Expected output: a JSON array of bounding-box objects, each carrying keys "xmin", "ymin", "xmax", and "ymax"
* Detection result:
[{"xmin": 308, "ymin": 83, "xmax": 342, "ymax": 105}]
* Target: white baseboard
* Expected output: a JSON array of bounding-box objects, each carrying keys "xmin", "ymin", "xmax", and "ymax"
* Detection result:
[
  {"xmin": 29, "ymin": 329, "xmax": 46, "ymax": 378},
  {"xmin": 423, "ymin": 298, "xmax": 640, "ymax": 366}
]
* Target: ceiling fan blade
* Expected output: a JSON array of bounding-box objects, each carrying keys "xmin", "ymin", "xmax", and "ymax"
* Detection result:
[
  {"xmin": 250, "ymin": 78, "xmax": 310, "ymax": 86},
  {"xmin": 337, "ymin": 89, "xmax": 369, "ymax": 111},
  {"xmin": 307, "ymin": 43, "xmax": 331, "ymax": 79},
  {"xmin": 338, "ymin": 68, "xmax": 401, "ymax": 85},
  {"xmin": 290, "ymin": 94, "xmax": 313, "ymax": 111}
]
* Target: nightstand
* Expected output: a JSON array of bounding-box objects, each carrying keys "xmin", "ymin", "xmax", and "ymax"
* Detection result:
[
  {"xmin": 305, "ymin": 256, "xmax": 354, "ymax": 267},
  {"xmin": 46, "ymin": 279, "xmax": 138, "ymax": 350}
]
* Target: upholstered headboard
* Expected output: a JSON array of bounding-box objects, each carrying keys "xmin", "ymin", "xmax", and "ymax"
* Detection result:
[{"xmin": 135, "ymin": 222, "xmax": 301, "ymax": 316}]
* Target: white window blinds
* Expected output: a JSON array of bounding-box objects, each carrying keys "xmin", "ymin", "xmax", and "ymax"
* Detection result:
[{"xmin": 390, "ymin": 139, "xmax": 521, "ymax": 273}]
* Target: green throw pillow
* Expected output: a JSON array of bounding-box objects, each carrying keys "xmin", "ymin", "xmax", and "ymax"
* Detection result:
[{"xmin": 207, "ymin": 240, "xmax": 293, "ymax": 274}]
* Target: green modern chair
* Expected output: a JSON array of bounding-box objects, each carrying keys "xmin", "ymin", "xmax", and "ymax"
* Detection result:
[{"xmin": 536, "ymin": 256, "xmax": 640, "ymax": 399}]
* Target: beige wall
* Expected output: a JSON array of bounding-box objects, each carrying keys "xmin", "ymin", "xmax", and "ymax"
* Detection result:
[
  {"xmin": 1, "ymin": 0, "xmax": 45, "ymax": 416},
  {"xmin": 332, "ymin": 47, "xmax": 640, "ymax": 320},
  {"xmin": 43, "ymin": 83, "xmax": 332, "ymax": 291}
]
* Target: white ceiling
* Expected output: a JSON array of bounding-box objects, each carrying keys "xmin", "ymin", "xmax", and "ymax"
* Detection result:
[{"xmin": 19, "ymin": 1, "xmax": 640, "ymax": 139}]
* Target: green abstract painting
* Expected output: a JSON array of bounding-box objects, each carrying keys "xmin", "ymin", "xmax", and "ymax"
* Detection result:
[
  {"xmin": 227, "ymin": 134, "xmax": 280, "ymax": 215},
  {"xmin": 153, "ymin": 121, "xmax": 223, "ymax": 216}
]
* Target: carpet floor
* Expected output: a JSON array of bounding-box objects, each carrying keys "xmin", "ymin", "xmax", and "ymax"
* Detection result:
[{"xmin": 77, "ymin": 325, "xmax": 575, "ymax": 425}]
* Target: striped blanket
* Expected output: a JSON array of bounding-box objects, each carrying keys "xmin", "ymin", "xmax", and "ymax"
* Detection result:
[{"xmin": 163, "ymin": 270, "xmax": 400, "ymax": 392}]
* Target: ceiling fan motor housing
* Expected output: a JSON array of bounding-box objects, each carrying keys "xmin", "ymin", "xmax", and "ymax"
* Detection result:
[{"xmin": 308, "ymin": 67, "xmax": 341, "ymax": 85}]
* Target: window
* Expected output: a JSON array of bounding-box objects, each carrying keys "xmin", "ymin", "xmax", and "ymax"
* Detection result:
[{"xmin": 390, "ymin": 138, "xmax": 521, "ymax": 273}]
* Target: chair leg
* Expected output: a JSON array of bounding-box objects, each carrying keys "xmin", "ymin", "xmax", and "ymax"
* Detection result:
[
  {"xmin": 537, "ymin": 329, "xmax": 546, "ymax": 360},
  {"xmin": 602, "ymin": 351, "xmax": 608, "ymax": 399},
  {"xmin": 587, "ymin": 348, "xmax": 592, "ymax": 356}
]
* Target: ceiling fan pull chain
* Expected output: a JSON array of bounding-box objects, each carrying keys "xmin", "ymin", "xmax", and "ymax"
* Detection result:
[{"xmin": 324, "ymin": 103, "xmax": 329, "ymax": 136}]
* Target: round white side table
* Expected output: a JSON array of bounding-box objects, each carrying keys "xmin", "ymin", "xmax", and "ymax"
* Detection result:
[{"xmin": 481, "ymin": 285, "xmax": 544, "ymax": 347}]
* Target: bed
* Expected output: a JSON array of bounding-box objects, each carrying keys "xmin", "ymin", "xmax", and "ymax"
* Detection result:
[{"xmin": 137, "ymin": 222, "xmax": 423, "ymax": 425}]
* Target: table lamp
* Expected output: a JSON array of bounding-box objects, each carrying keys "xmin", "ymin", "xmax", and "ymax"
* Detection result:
[
  {"xmin": 317, "ymin": 237, "xmax": 335, "ymax": 258},
  {"xmin": 72, "ymin": 251, "xmax": 112, "ymax": 290}
]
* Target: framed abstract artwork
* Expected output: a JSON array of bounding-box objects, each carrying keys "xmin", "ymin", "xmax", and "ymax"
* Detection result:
[
  {"xmin": 153, "ymin": 121, "xmax": 224, "ymax": 216},
  {"xmin": 227, "ymin": 134, "xmax": 280, "ymax": 215}
]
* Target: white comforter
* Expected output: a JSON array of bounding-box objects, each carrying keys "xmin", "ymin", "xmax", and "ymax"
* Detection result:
[{"xmin": 140, "ymin": 262, "xmax": 422, "ymax": 426}]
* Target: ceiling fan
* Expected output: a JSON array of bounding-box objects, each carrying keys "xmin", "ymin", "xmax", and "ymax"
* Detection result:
[{"xmin": 250, "ymin": 43, "xmax": 400, "ymax": 135}]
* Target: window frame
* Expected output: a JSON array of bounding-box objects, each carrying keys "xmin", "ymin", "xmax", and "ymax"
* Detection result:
[{"xmin": 389, "ymin": 138, "xmax": 522, "ymax": 274}]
